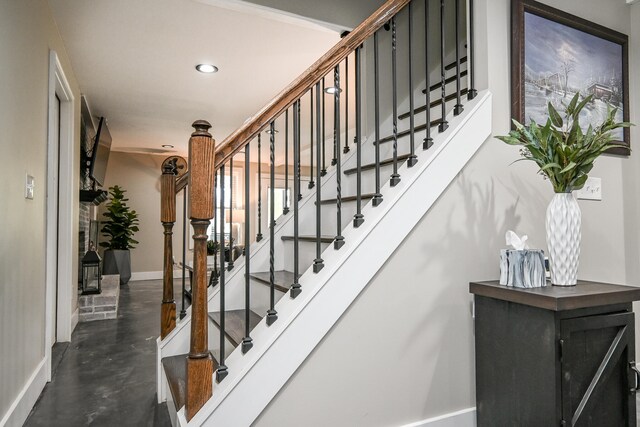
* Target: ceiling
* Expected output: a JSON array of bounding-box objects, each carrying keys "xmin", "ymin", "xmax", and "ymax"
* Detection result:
[{"xmin": 48, "ymin": 0, "xmax": 341, "ymax": 157}]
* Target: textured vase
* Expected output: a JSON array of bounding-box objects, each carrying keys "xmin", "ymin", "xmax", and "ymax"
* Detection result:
[{"xmin": 545, "ymin": 193, "xmax": 581, "ymax": 286}]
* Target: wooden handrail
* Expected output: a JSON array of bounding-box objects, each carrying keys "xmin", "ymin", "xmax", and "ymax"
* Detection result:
[
  {"xmin": 214, "ymin": 0, "xmax": 409, "ymax": 168},
  {"xmin": 176, "ymin": 173, "xmax": 188, "ymax": 193},
  {"xmin": 173, "ymin": 0, "xmax": 410, "ymax": 196}
]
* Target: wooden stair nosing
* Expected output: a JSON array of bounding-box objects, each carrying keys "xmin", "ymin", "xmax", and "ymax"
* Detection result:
[
  {"xmin": 344, "ymin": 153, "xmax": 412, "ymax": 176},
  {"xmin": 162, "ymin": 354, "xmax": 187, "ymax": 410},
  {"xmin": 373, "ymin": 120, "xmax": 441, "ymax": 146},
  {"xmin": 422, "ymin": 69, "xmax": 468, "ymax": 94},
  {"xmin": 161, "ymin": 352, "xmax": 219, "ymax": 411},
  {"xmin": 250, "ymin": 270, "xmax": 294, "ymax": 293},
  {"xmin": 281, "ymin": 235, "xmax": 335, "ymax": 243},
  {"xmin": 317, "ymin": 193, "xmax": 376, "ymax": 204},
  {"xmin": 399, "ymin": 88, "xmax": 469, "ymax": 120},
  {"xmin": 444, "ymin": 55, "xmax": 467, "ymax": 71},
  {"xmin": 208, "ymin": 309, "xmax": 262, "ymax": 348}
]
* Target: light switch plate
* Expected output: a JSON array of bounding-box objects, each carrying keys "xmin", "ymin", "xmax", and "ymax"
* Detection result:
[
  {"xmin": 575, "ymin": 177, "xmax": 601, "ymax": 201},
  {"xmin": 25, "ymin": 174, "xmax": 34, "ymax": 200}
]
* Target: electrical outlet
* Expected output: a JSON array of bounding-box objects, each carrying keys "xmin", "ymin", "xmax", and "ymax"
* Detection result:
[
  {"xmin": 25, "ymin": 174, "xmax": 35, "ymax": 200},
  {"xmin": 576, "ymin": 177, "xmax": 601, "ymax": 201}
]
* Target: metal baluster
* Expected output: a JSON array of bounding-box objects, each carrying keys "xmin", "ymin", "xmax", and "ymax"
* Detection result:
[
  {"xmin": 334, "ymin": 64, "xmax": 345, "ymax": 250},
  {"xmin": 373, "ymin": 31, "xmax": 383, "ymax": 207},
  {"xmin": 453, "ymin": 0, "xmax": 463, "ymax": 115},
  {"xmin": 354, "ymin": 47, "xmax": 364, "ymax": 227},
  {"xmin": 242, "ymin": 144, "xmax": 253, "ymax": 353},
  {"xmin": 331, "ymin": 74, "xmax": 337, "ymax": 166},
  {"xmin": 390, "ymin": 17, "xmax": 400, "ymax": 187},
  {"xmin": 424, "ymin": 0, "xmax": 434, "ymax": 150},
  {"xmin": 212, "ymin": 173, "xmax": 218, "ymax": 287},
  {"xmin": 217, "ymin": 164, "xmax": 228, "ymax": 382},
  {"xmin": 283, "ymin": 109, "xmax": 290, "ymax": 215},
  {"xmin": 321, "ymin": 77, "xmax": 327, "ymax": 177},
  {"xmin": 180, "ymin": 186, "xmax": 187, "ymax": 319},
  {"xmin": 256, "ymin": 134, "xmax": 263, "ymax": 241},
  {"xmin": 291, "ymin": 100, "xmax": 302, "ymax": 298},
  {"xmin": 308, "ymin": 88, "xmax": 315, "ymax": 189},
  {"xmin": 438, "ymin": 0, "xmax": 449, "ymax": 132},
  {"xmin": 468, "ymin": 0, "xmax": 477, "ymax": 100},
  {"xmin": 227, "ymin": 156, "xmax": 234, "ymax": 271},
  {"xmin": 343, "ymin": 55, "xmax": 350, "ymax": 154},
  {"xmin": 313, "ymin": 81, "xmax": 325, "ymax": 273},
  {"xmin": 267, "ymin": 122, "xmax": 278, "ymax": 325},
  {"xmin": 408, "ymin": 2, "xmax": 418, "ymax": 167}
]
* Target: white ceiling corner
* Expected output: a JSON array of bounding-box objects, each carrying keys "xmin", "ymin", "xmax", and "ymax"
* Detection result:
[{"xmin": 48, "ymin": 0, "xmax": 340, "ymax": 156}]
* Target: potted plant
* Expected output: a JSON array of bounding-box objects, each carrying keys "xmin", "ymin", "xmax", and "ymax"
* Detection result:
[
  {"xmin": 100, "ymin": 185, "xmax": 139, "ymax": 285},
  {"xmin": 497, "ymin": 93, "xmax": 631, "ymax": 286}
]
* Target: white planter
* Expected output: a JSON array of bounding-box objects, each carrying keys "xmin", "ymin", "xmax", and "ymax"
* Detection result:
[{"xmin": 545, "ymin": 192, "xmax": 581, "ymax": 286}]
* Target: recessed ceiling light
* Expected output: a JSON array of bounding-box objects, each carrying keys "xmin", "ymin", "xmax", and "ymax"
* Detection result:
[
  {"xmin": 162, "ymin": 144, "xmax": 174, "ymax": 148},
  {"xmin": 265, "ymin": 129, "xmax": 279, "ymax": 135},
  {"xmin": 324, "ymin": 87, "xmax": 342, "ymax": 94},
  {"xmin": 196, "ymin": 64, "xmax": 218, "ymax": 74}
]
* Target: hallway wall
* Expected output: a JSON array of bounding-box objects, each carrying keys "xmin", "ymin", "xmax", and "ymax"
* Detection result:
[
  {"xmin": 255, "ymin": 0, "xmax": 640, "ymax": 425},
  {"xmin": 0, "ymin": 1, "xmax": 81, "ymax": 425}
]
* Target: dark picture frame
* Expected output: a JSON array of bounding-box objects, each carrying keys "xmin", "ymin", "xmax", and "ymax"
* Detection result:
[{"xmin": 511, "ymin": 0, "xmax": 630, "ymax": 155}]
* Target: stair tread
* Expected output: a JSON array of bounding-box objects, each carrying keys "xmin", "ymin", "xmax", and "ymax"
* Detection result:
[
  {"xmin": 161, "ymin": 352, "xmax": 219, "ymax": 410},
  {"xmin": 250, "ymin": 270, "xmax": 294, "ymax": 293},
  {"xmin": 281, "ymin": 235, "xmax": 335, "ymax": 243},
  {"xmin": 162, "ymin": 354, "xmax": 187, "ymax": 410},
  {"xmin": 344, "ymin": 154, "xmax": 412, "ymax": 176},
  {"xmin": 208, "ymin": 309, "xmax": 262, "ymax": 348},
  {"xmin": 422, "ymin": 69, "xmax": 468, "ymax": 94},
  {"xmin": 399, "ymin": 87, "xmax": 469, "ymax": 120},
  {"xmin": 318, "ymin": 193, "xmax": 376, "ymax": 204}
]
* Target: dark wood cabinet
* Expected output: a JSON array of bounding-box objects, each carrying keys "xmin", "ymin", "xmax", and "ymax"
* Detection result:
[{"xmin": 470, "ymin": 280, "xmax": 640, "ymax": 426}]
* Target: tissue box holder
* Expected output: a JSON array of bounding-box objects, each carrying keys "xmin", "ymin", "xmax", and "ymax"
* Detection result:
[{"xmin": 499, "ymin": 249, "xmax": 546, "ymax": 288}]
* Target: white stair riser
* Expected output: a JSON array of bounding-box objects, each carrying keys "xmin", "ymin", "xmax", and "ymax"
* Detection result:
[{"xmin": 282, "ymin": 239, "xmax": 331, "ymax": 273}]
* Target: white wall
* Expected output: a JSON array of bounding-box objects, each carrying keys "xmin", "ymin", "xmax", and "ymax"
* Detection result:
[
  {"xmin": 254, "ymin": 0, "xmax": 640, "ymax": 425},
  {"xmin": 0, "ymin": 1, "xmax": 81, "ymax": 424}
]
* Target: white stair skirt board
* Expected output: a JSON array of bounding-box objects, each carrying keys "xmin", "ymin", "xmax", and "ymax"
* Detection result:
[
  {"xmin": 0, "ymin": 358, "xmax": 47, "ymax": 427},
  {"xmin": 183, "ymin": 91, "xmax": 492, "ymax": 426},
  {"xmin": 401, "ymin": 408, "xmax": 476, "ymax": 427}
]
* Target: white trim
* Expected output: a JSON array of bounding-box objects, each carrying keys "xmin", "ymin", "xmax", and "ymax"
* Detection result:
[
  {"xmin": 70, "ymin": 308, "xmax": 79, "ymax": 333},
  {"xmin": 0, "ymin": 358, "xmax": 47, "ymax": 427},
  {"xmin": 401, "ymin": 408, "xmax": 476, "ymax": 427},
  {"xmin": 45, "ymin": 50, "xmax": 75, "ymax": 382},
  {"xmin": 130, "ymin": 270, "xmax": 183, "ymax": 282},
  {"xmin": 192, "ymin": 0, "xmax": 347, "ymax": 33}
]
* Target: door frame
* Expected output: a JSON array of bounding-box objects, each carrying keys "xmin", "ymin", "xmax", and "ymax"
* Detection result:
[{"xmin": 45, "ymin": 50, "xmax": 75, "ymax": 381}]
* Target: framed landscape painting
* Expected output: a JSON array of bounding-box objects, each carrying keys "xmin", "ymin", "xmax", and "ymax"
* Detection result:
[{"xmin": 511, "ymin": 0, "xmax": 630, "ymax": 155}]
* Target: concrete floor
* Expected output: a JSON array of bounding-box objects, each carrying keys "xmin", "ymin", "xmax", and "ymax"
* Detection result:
[{"xmin": 25, "ymin": 279, "xmax": 188, "ymax": 427}]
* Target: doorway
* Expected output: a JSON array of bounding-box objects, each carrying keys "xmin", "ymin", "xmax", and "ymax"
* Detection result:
[{"xmin": 45, "ymin": 51, "xmax": 75, "ymax": 381}]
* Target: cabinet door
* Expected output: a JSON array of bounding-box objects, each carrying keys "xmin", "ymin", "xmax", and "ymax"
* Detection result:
[{"xmin": 560, "ymin": 312, "xmax": 636, "ymax": 426}]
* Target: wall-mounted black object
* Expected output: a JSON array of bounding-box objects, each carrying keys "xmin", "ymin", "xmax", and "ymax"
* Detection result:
[
  {"xmin": 79, "ymin": 189, "xmax": 108, "ymax": 205},
  {"xmin": 89, "ymin": 117, "xmax": 112, "ymax": 187},
  {"xmin": 470, "ymin": 280, "xmax": 640, "ymax": 426}
]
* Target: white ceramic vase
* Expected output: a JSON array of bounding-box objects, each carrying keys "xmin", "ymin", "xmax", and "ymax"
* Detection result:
[{"xmin": 545, "ymin": 192, "xmax": 581, "ymax": 286}]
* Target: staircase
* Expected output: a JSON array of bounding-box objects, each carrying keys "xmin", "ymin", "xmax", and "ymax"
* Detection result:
[{"xmin": 155, "ymin": 0, "xmax": 491, "ymax": 425}]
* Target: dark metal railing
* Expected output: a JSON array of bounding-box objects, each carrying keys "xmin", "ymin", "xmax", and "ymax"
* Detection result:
[{"xmin": 160, "ymin": 0, "xmax": 477, "ymax": 419}]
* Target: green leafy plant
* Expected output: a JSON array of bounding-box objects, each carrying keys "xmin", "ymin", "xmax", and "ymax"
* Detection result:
[
  {"xmin": 100, "ymin": 185, "xmax": 140, "ymax": 250},
  {"xmin": 497, "ymin": 93, "xmax": 631, "ymax": 193},
  {"xmin": 206, "ymin": 240, "xmax": 219, "ymax": 256}
]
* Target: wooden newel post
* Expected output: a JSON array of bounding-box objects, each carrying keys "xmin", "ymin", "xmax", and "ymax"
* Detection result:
[
  {"xmin": 186, "ymin": 120, "xmax": 215, "ymax": 421},
  {"xmin": 160, "ymin": 159, "xmax": 177, "ymax": 339}
]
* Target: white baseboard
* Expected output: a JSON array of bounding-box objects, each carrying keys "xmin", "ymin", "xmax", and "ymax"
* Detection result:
[
  {"xmin": 70, "ymin": 308, "xmax": 79, "ymax": 333},
  {"xmin": 401, "ymin": 408, "xmax": 476, "ymax": 427},
  {"xmin": 0, "ymin": 358, "xmax": 47, "ymax": 427},
  {"xmin": 130, "ymin": 270, "xmax": 183, "ymax": 281}
]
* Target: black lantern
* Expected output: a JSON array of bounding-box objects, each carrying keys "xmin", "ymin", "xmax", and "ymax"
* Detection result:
[{"xmin": 81, "ymin": 250, "xmax": 102, "ymax": 295}]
